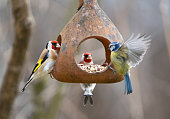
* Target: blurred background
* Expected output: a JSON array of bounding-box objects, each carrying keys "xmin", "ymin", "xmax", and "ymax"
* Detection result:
[{"xmin": 0, "ymin": 0, "xmax": 170, "ymax": 119}]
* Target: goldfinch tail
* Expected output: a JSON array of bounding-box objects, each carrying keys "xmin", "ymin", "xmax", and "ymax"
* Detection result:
[{"xmin": 22, "ymin": 74, "xmax": 34, "ymax": 92}]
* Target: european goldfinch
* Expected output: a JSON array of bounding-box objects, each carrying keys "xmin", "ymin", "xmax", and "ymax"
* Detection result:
[
  {"xmin": 22, "ymin": 40, "xmax": 60, "ymax": 92},
  {"xmin": 80, "ymin": 53, "xmax": 96, "ymax": 105},
  {"xmin": 109, "ymin": 34, "xmax": 151, "ymax": 95}
]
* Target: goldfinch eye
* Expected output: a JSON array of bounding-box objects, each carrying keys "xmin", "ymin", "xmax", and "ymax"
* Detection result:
[
  {"xmin": 52, "ymin": 43, "xmax": 57, "ymax": 46},
  {"xmin": 84, "ymin": 55, "xmax": 88, "ymax": 58}
]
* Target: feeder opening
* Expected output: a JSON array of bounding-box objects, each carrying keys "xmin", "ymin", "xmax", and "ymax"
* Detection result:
[
  {"xmin": 56, "ymin": 35, "xmax": 62, "ymax": 54},
  {"xmin": 74, "ymin": 37, "xmax": 111, "ymax": 73}
]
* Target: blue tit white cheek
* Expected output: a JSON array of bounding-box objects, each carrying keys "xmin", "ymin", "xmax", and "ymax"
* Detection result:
[{"xmin": 110, "ymin": 46, "xmax": 115, "ymax": 51}]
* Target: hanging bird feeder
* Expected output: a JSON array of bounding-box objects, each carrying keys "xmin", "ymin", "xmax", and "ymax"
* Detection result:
[{"xmin": 52, "ymin": 0, "xmax": 124, "ymax": 83}]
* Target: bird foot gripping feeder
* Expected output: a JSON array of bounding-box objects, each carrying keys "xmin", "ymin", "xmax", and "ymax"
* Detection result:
[{"xmin": 52, "ymin": 0, "xmax": 124, "ymax": 83}]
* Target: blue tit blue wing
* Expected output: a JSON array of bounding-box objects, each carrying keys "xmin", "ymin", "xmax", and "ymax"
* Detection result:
[
  {"xmin": 124, "ymin": 34, "xmax": 151, "ymax": 67},
  {"xmin": 124, "ymin": 72, "xmax": 132, "ymax": 95}
]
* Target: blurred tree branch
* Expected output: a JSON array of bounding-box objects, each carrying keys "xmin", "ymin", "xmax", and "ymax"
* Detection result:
[
  {"xmin": 160, "ymin": 0, "xmax": 170, "ymax": 62},
  {"xmin": 0, "ymin": 0, "xmax": 34, "ymax": 119}
]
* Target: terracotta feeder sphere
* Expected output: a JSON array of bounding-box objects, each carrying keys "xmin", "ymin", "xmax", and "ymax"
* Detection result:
[{"xmin": 52, "ymin": 0, "xmax": 124, "ymax": 83}]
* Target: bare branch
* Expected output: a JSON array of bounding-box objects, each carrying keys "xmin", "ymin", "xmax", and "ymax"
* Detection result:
[
  {"xmin": 0, "ymin": 0, "xmax": 34, "ymax": 119},
  {"xmin": 160, "ymin": 0, "xmax": 170, "ymax": 62}
]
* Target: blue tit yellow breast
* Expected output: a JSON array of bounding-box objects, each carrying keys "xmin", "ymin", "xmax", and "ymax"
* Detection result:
[{"xmin": 110, "ymin": 51, "xmax": 129, "ymax": 75}]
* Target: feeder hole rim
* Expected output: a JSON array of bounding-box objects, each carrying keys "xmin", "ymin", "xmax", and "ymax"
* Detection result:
[{"xmin": 74, "ymin": 36, "xmax": 113, "ymax": 74}]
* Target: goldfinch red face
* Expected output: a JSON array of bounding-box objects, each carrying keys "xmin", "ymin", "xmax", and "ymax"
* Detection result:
[
  {"xmin": 83, "ymin": 53, "xmax": 92, "ymax": 63},
  {"xmin": 51, "ymin": 40, "xmax": 60, "ymax": 50}
]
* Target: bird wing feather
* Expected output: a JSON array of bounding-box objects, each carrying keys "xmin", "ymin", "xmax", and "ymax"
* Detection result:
[
  {"xmin": 124, "ymin": 34, "xmax": 151, "ymax": 67},
  {"xmin": 30, "ymin": 50, "xmax": 50, "ymax": 75},
  {"xmin": 38, "ymin": 48, "xmax": 48, "ymax": 61}
]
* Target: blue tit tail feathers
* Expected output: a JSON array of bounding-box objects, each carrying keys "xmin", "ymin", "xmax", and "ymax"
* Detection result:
[{"xmin": 124, "ymin": 73, "xmax": 132, "ymax": 95}]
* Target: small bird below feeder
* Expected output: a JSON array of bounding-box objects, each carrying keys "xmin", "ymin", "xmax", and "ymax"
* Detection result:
[{"xmin": 79, "ymin": 52, "xmax": 97, "ymax": 105}]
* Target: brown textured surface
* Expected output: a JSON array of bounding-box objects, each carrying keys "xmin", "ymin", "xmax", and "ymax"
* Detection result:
[{"xmin": 52, "ymin": 0, "xmax": 124, "ymax": 83}]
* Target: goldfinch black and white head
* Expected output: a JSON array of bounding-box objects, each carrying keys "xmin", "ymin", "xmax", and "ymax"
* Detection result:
[
  {"xmin": 81, "ymin": 52, "xmax": 93, "ymax": 64},
  {"xmin": 46, "ymin": 40, "xmax": 60, "ymax": 50}
]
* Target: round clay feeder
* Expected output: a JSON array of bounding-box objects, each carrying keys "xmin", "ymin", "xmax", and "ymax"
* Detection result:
[{"xmin": 52, "ymin": 0, "xmax": 124, "ymax": 83}]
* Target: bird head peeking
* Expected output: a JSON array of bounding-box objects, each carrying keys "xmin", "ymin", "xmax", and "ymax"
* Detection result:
[
  {"xmin": 81, "ymin": 53, "xmax": 93, "ymax": 64},
  {"xmin": 46, "ymin": 40, "xmax": 60, "ymax": 50},
  {"xmin": 109, "ymin": 41, "xmax": 121, "ymax": 52}
]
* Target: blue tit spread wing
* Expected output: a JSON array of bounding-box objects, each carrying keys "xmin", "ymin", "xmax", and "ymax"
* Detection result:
[{"xmin": 123, "ymin": 34, "xmax": 151, "ymax": 67}]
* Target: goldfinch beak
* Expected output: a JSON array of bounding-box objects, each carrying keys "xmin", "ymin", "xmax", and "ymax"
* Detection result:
[
  {"xmin": 56, "ymin": 44, "xmax": 60, "ymax": 48},
  {"xmin": 87, "ymin": 55, "xmax": 92, "ymax": 60}
]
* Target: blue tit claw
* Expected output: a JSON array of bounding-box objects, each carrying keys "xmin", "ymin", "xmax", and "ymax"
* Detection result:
[{"xmin": 107, "ymin": 65, "xmax": 116, "ymax": 73}]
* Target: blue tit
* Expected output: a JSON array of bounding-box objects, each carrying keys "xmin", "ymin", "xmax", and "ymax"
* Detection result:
[
  {"xmin": 109, "ymin": 34, "xmax": 151, "ymax": 95},
  {"xmin": 22, "ymin": 41, "xmax": 60, "ymax": 92}
]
